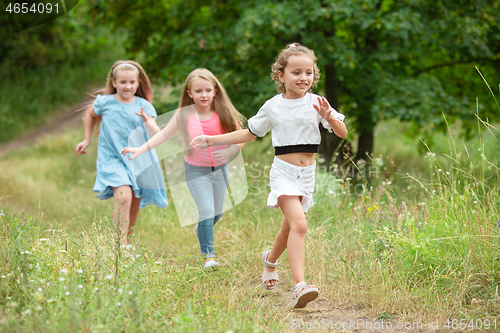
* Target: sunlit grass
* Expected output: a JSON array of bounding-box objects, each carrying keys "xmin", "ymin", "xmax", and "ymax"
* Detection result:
[{"xmin": 0, "ymin": 114, "xmax": 500, "ymax": 331}]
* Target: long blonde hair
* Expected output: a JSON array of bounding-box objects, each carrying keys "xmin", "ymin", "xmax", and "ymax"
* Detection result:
[
  {"xmin": 271, "ymin": 43, "xmax": 320, "ymax": 94},
  {"xmin": 176, "ymin": 68, "xmax": 244, "ymax": 156},
  {"xmin": 83, "ymin": 60, "xmax": 154, "ymax": 127}
]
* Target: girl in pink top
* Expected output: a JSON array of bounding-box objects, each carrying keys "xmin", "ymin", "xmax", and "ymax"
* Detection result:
[
  {"xmin": 184, "ymin": 111, "xmax": 227, "ymax": 167},
  {"xmin": 122, "ymin": 68, "xmax": 244, "ymax": 268}
]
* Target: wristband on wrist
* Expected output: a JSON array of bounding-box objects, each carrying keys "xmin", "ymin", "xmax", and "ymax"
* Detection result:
[{"xmin": 330, "ymin": 117, "xmax": 342, "ymax": 125}]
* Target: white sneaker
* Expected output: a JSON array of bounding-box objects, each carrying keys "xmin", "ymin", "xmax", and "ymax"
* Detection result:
[{"xmin": 203, "ymin": 260, "xmax": 221, "ymax": 269}]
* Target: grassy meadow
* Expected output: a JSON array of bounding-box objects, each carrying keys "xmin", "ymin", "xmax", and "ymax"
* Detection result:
[{"xmin": 1, "ymin": 111, "xmax": 500, "ymax": 332}]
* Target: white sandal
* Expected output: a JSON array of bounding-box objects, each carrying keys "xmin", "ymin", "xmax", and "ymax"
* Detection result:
[
  {"xmin": 261, "ymin": 250, "xmax": 279, "ymax": 290},
  {"xmin": 292, "ymin": 282, "xmax": 318, "ymax": 308}
]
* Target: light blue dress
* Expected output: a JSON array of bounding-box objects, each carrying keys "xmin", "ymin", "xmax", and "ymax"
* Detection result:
[{"xmin": 93, "ymin": 94, "xmax": 168, "ymax": 208}]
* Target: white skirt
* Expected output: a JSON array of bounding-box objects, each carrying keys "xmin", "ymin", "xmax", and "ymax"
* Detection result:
[{"xmin": 267, "ymin": 156, "xmax": 316, "ymax": 213}]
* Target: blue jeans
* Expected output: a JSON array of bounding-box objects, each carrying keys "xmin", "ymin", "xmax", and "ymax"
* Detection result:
[{"xmin": 185, "ymin": 162, "xmax": 229, "ymax": 258}]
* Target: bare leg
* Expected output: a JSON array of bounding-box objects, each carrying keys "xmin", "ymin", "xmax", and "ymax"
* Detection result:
[
  {"xmin": 263, "ymin": 215, "xmax": 290, "ymax": 288},
  {"xmin": 127, "ymin": 194, "xmax": 142, "ymax": 241},
  {"xmin": 275, "ymin": 195, "xmax": 309, "ymax": 286},
  {"xmin": 112, "ymin": 186, "xmax": 133, "ymax": 245}
]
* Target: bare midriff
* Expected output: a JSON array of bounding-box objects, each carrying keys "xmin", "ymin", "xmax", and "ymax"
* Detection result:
[{"xmin": 276, "ymin": 152, "xmax": 315, "ymax": 167}]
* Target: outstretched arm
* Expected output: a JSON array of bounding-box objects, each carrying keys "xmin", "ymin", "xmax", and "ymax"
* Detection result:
[
  {"xmin": 211, "ymin": 126, "xmax": 247, "ymax": 164},
  {"xmin": 121, "ymin": 115, "xmax": 179, "ymax": 160},
  {"xmin": 191, "ymin": 129, "xmax": 256, "ymax": 151},
  {"xmin": 76, "ymin": 108, "xmax": 98, "ymax": 156}
]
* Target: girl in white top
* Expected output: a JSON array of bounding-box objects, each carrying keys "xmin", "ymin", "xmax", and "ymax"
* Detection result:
[{"xmin": 191, "ymin": 43, "xmax": 347, "ymax": 308}]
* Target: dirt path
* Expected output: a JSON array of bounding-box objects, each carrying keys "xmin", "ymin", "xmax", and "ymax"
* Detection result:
[
  {"xmin": 246, "ymin": 277, "xmax": 451, "ymax": 333},
  {"xmin": 0, "ymin": 106, "xmax": 84, "ymax": 156},
  {"xmin": 268, "ymin": 285, "xmax": 447, "ymax": 333}
]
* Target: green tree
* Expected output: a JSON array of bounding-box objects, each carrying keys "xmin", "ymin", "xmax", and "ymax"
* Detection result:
[
  {"xmin": 0, "ymin": 1, "xmax": 114, "ymax": 72},
  {"xmin": 92, "ymin": 0, "xmax": 500, "ymax": 166},
  {"xmin": 0, "ymin": 2, "xmax": 125, "ymax": 142}
]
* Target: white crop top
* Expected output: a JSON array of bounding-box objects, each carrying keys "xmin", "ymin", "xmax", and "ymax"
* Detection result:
[{"xmin": 247, "ymin": 93, "xmax": 345, "ymax": 155}]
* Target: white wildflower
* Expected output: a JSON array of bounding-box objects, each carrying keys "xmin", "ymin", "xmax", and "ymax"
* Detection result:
[{"xmin": 34, "ymin": 292, "xmax": 44, "ymax": 303}]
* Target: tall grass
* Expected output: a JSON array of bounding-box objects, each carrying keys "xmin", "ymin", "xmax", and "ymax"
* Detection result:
[
  {"xmin": 0, "ymin": 215, "xmax": 283, "ymax": 332},
  {"xmin": 0, "ymin": 112, "xmax": 499, "ymax": 331}
]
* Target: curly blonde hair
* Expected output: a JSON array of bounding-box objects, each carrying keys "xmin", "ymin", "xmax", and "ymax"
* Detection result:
[{"xmin": 271, "ymin": 43, "xmax": 320, "ymax": 94}]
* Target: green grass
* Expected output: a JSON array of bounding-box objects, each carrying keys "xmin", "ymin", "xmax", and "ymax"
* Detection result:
[
  {"xmin": 0, "ymin": 218, "xmax": 282, "ymax": 332},
  {"xmin": 0, "ymin": 116, "xmax": 500, "ymax": 331}
]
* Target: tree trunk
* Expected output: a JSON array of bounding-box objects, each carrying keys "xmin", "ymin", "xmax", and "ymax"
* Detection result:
[
  {"xmin": 354, "ymin": 127, "xmax": 374, "ymax": 162},
  {"xmin": 317, "ymin": 13, "xmax": 354, "ymax": 170},
  {"xmin": 319, "ymin": 63, "xmax": 353, "ymax": 170},
  {"xmin": 352, "ymin": 17, "xmax": 379, "ymax": 162},
  {"xmin": 319, "ymin": 64, "xmax": 339, "ymax": 169}
]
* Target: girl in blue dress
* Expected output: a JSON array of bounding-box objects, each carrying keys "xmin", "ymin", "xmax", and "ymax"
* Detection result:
[{"xmin": 76, "ymin": 60, "xmax": 168, "ymax": 246}]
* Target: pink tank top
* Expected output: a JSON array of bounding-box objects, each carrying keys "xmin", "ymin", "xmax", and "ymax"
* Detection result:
[{"xmin": 184, "ymin": 112, "xmax": 226, "ymax": 167}]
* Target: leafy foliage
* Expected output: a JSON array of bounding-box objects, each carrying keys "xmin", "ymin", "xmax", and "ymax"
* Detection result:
[
  {"xmin": 0, "ymin": 2, "xmax": 126, "ymax": 143},
  {"xmin": 89, "ymin": 0, "xmax": 500, "ymax": 162},
  {"xmin": 0, "ymin": 2, "xmax": 115, "ymax": 72}
]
